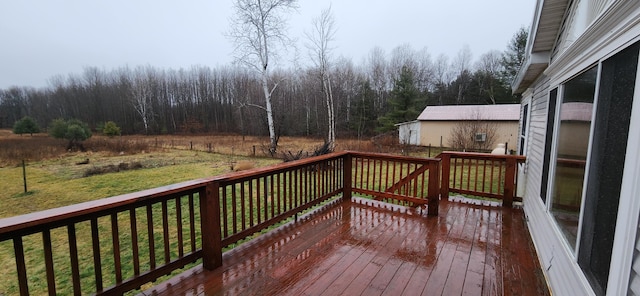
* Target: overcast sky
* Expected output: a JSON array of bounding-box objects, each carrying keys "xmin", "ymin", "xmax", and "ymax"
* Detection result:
[{"xmin": 0, "ymin": 0, "xmax": 535, "ymax": 89}]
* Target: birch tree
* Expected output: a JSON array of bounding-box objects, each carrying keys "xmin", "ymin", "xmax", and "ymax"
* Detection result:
[
  {"xmin": 306, "ymin": 6, "xmax": 337, "ymax": 151},
  {"xmin": 228, "ymin": 0, "xmax": 298, "ymax": 154},
  {"xmin": 131, "ymin": 68, "xmax": 152, "ymax": 134}
]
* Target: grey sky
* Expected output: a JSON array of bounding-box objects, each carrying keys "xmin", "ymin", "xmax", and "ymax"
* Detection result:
[{"xmin": 0, "ymin": 0, "xmax": 535, "ymax": 89}]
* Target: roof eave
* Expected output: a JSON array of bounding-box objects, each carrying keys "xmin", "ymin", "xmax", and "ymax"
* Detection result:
[
  {"xmin": 511, "ymin": 0, "xmax": 570, "ymax": 93},
  {"xmin": 512, "ymin": 51, "xmax": 550, "ymax": 93}
]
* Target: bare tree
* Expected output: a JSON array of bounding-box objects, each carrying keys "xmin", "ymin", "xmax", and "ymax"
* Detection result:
[
  {"xmin": 306, "ymin": 6, "xmax": 337, "ymax": 151},
  {"xmin": 474, "ymin": 50, "xmax": 504, "ymax": 104},
  {"xmin": 227, "ymin": 0, "xmax": 298, "ymax": 154},
  {"xmin": 433, "ymin": 54, "xmax": 451, "ymax": 105},
  {"xmin": 453, "ymin": 45, "xmax": 473, "ymax": 104},
  {"xmin": 367, "ymin": 47, "xmax": 388, "ymax": 114},
  {"xmin": 131, "ymin": 67, "xmax": 153, "ymax": 134},
  {"xmin": 448, "ymin": 111, "xmax": 497, "ymax": 151}
]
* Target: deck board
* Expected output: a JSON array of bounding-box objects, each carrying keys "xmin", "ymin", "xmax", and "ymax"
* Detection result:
[{"xmin": 140, "ymin": 197, "xmax": 549, "ymax": 296}]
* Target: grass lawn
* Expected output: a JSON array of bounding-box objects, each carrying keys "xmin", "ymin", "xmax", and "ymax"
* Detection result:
[{"xmin": 0, "ymin": 149, "xmax": 280, "ymax": 218}]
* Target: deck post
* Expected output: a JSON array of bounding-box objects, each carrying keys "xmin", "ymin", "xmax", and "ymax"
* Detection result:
[
  {"xmin": 439, "ymin": 153, "xmax": 451, "ymax": 201},
  {"xmin": 343, "ymin": 153, "xmax": 352, "ymax": 201},
  {"xmin": 503, "ymin": 157, "xmax": 516, "ymax": 208},
  {"xmin": 201, "ymin": 181, "xmax": 223, "ymax": 270},
  {"xmin": 428, "ymin": 161, "xmax": 440, "ymax": 216}
]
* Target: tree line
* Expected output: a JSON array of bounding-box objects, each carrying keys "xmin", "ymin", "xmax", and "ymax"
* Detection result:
[{"xmin": 0, "ymin": 29, "xmax": 527, "ymax": 143}]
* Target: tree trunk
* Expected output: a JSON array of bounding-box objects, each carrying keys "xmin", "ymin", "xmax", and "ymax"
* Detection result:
[{"xmin": 261, "ymin": 69, "xmax": 277, "ymax": 154}]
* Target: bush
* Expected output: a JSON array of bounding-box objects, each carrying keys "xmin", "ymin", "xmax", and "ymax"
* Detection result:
[
  {"xmin": 103, "ymin": 121, "xmax": 121, "ymax": 137},
  {"xmin": 48, "ymin": 118, "xmax": 92, "ymax": 151},
  {"xmin": 13, "ymin": 116, "xmax": 40, "ymax": 136}
]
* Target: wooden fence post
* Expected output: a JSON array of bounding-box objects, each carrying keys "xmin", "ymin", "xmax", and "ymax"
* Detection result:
[
  {"xmin": 439, "ymin": 153, "xmax": 451, "ymax": 201},
  {"xmin": 22, "ymin": 160, "xmax": 27, "ymax": 193},
  {"xmin": 343, "ymin": 154, "xmax": 352, "ymax": 201},
  {"xmin": 503, "ymin": 157, "xmax": 516, "ymax": 208},
  {"xmin": 200, "ymin": 181, "xmax": 222, "ymax": 270}
]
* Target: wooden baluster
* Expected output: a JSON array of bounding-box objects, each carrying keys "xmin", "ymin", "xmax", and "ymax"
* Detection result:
[
  {"xmin": 384, "ymin": 159, "xmax": 390, "ymax": 193},
  {"xmin": 43, "ymin": 229, "xmax": 57, "ymax": 295},
  {"xmin": 474, "ymin": 159, "xmax": 480, "ymax": 193},
  {"xmin": 489, "ymin": 159, "xmax": 500, "ymax": 194},
  {"xmin": 68, "ymin": 224, "xmax": 81, "ymax": 295},
  {"xmin": 303, "ymin": 167, "xmax": 309, "ymax": 204},
  {"xmin": 504, "ymin": 157, "xmax": 516, "ymax": 208},
  {"xmin": 275, "ymin": 173, "xmax": 281, "ymax": 215},
  {"xmin": 440, "ymin": 153, "xmax": 451, "ymax": 200},
  {"xmin": 222, "ymin": 186, "xmax": 229, "ymax": 237},
  {"xmin": 343, "ymin": 154, "xmax": 352, "ymax": 201},
  {"xmin": 161, "ymin": 201, "xmax": 170, "ymax": 264},
  {"xmin": 249, "ymin": 180, "xmax": 254, "ymax": 227},
  {"xmin": 240, "ymin": 183, "xmax": 246, "ymax": 231},
  {"xmin": 452, "ymin": 157, "xmax": 458, "ymax": 190},
  {"xmin": 111, "ymin": 213, "xmax": 123, "ymax": 283},
  {"xmin": 175, "ymin": 198, "xmax": 184, "ymax": 258},
  {"xmin": 146, "ymin": 205, "xmax": 156, "ymax": 269},
  {"xmin": 262, "ymin": 177, "xmax": 276, "ymax": 217},
  {"xmin": 428, "ymin": 161, "xmax": 440, "ymax": 216},
  {"xmin": 14, "ymin": 237, "xmax": 29, "ymax": 296},
  {"xmin": 232, "ymin": 184, "xmax": 237, "ymax": 235},
  {"xmin": 482, "ymin": 159, "xmax": 487, "ymax": 193},
  {"xmin": 189, "ymin": 194, "xmax": 196, "ymax": 253},
  {"xmin": 130, "ymin": 209, "xmax": 140, "ymax": 275}
]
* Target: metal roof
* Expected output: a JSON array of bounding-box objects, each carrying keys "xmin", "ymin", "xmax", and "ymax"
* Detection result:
[{"xmin": 417, "ymin": 104, "xmax": 521, "ymax": 121}]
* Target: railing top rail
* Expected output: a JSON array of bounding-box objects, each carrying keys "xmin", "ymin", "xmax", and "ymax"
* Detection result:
[
  {"xmin": 438, "ymin": 151, "xmax": 526, "ymax": 161},
  {"xmin": 212, "ymin": 151, "xmax": 350, "ymax": 183},
  {"xmin": 346, "ymin": 150, "xmax": 441, "ymax": 163},
  {"xmin": 0, "ymin": 178, "xmax": 211, "ymax": 237}
]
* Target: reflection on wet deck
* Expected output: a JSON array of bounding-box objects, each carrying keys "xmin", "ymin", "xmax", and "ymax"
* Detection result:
[{"xmin": 141, "ymin": 197, "xmax": 549, "ymax": 296}]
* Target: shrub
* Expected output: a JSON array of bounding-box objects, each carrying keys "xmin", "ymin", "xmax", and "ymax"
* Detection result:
[
  {"xmin": 48, "ymin": 118, "xmax": 92, "ymax": 151},
  {"xmin": 103, "ymin": 121, "xmax": 121, "ymax": 137},
  {"xmin": 13, "ymin": 116, "xmax": 40, "ymax": 136}
]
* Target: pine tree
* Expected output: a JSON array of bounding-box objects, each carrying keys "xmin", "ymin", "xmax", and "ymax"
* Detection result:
[
  {"xmin": 501, "ymin": 27, "xmax": 529, "ymax": 85},
  {"xmin": 13, "ymin": 116, "xmax": 40, "ymax": 136},
  {"xmin": 378, "ymin": 66, "xmax": 424, "ymax": 132}
]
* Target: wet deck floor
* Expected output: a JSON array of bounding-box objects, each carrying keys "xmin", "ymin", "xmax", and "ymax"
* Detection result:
[{"xmin": 140, "ymin": 197, "xmax": 549, "ymax": 296}]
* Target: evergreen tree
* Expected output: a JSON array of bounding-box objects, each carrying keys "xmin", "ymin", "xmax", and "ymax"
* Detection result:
[
  {"xmin": 501, "ymin": 27, "xmax": 529, "ymax": 85},
  {"xmin": 49, "ymin": 118, "xmax": 92, "ymax": 150},
  {"xmin": 13, "ymin": 116, "xmax": 40, "ymax": 136},
  {"xmin": 350, "ymin": 79, "xmax": 377, "ymax": 138},
  {"xmin": 378, "ymin": 66, "xmax": 425, "ymax": 132},
  {"xmin": 103, "ymin": 121, "xmax": 121, "ymax": 137}
]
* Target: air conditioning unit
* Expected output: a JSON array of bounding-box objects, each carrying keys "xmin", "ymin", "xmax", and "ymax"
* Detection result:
[{"xmin": 475, "ymin": 133, "xmax": 487, "ymax": 142}]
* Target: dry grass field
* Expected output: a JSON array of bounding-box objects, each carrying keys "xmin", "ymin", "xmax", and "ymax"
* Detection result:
[{"xmin": 0, "ymin": 129, "xmax": 434, "ymax": 218}]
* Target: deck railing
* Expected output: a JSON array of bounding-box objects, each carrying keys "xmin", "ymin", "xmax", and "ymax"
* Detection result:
[
  {"xmin": 438, "ymin": 151, "xmax": 526, "ymax": 207},
  {"xmin": 0, "ymin": 151, "xmax": 440, "ymax": 295}
]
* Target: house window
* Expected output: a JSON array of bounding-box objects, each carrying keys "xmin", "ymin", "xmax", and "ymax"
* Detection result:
[
  {"xmin": 577, "ymin": 42, "xmax": 639, "ymax": 295},
  {"xmin": 550, "ymin": 65, "xmax": 598, "ymax": 249},
  {"xmin": 540, "ymin": 88, "xmax": 558, "ymax": 204},
  {"xmin": 543, "ymin": 41, "xmax": 640, "ymax": 295},
  {"xmin": 474, "ymin": 133, "xmax": 487, "ymax": 142},
  {"xmin": 519, "ymin": 103, "xmax": 529, "ymax": 155}
]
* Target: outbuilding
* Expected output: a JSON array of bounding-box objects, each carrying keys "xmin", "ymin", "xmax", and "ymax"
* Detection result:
[{"xmin": 397, "ymin": 104, "xmax": 520, "ymax": 150}]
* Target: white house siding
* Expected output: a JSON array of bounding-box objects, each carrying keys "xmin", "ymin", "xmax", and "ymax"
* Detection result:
[
  {"xmin": 520, "ymin": 1, "xmax": 640, "ymax": 295},
  {"xmin": 522, "ymin": 75, "xmax": 550, "ymax": 201},
  {"xmin": 631, "ymin": 224, "xmax": 640, "ymax": 295}
]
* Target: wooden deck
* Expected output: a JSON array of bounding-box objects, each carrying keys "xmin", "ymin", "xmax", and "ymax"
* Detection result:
[{"xmin": 140, "ymin": 197, "xmax": 549, "ymax": 296}]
